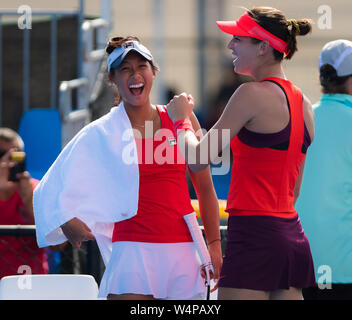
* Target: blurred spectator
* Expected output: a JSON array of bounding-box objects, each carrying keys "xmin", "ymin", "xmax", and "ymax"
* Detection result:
[
  {"xmin": 295, "ymin": 40, "xmax": 352, "ymax": 300},
  {"xmin": 0, "ymin": 127, "xmax": 48, "ymax": 278}
]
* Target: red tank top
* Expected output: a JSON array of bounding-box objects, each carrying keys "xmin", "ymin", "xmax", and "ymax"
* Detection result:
[
  {"xmin": 226, "ymin": 77, "xmax": 306, "ymax": 218},
  {"xmin": 112, "ymin": 105, "xmax": 194, "ymax": 243},
  {"xmin": 0, "ymin": 179, "xmax": 48, "ymax": 278}
]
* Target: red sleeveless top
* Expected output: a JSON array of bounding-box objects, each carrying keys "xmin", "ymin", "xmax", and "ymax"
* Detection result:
[
  {"xmin": 112, "ymin": 105, "xmax": 194, "ymax": 243},
  {"xmin": 226, "ymin": 77, "xmax": 306, "ymax": 218}
]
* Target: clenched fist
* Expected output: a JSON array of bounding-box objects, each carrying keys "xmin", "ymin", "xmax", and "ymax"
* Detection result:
[{"xmin": 166, "ymin": 92, "xmax": 194, "ymax": 123}]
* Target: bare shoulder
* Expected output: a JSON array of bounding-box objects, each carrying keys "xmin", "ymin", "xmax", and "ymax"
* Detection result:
[
  {"xmin": 231, "ymin": 81, "xmax": 271, "ymax": 99},
  {"xmin": 237, "ymin": 80, "xmax": 282, "ymax": 100},
  {"xmin": 227, "ymin": 82, "xmax": 272, "ymax": 112},
  {"xmin": 233, "ymin": 81, "xmax": 286, "ymax": 117},
  {"xmin": 211, "ymin": 81, "xmax": 273, "ymax": 136}
]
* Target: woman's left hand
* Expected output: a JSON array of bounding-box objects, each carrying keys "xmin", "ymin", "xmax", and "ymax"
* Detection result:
[
  {"xmin": 200, "ymin": 240, "xmax": 223, "ymax": 292},
  {"xmin": 208, "ymin": 240, "xmax": 223, "ymax": 292},
  {"xmin": 167, "ymin": 92, "xmax": 194, "ymax": 122}
]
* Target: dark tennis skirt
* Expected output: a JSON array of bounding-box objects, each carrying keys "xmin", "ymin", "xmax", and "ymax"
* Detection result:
[{"xmin": 218, "ymin": 215, "xmax": 316, "ymax": 291}]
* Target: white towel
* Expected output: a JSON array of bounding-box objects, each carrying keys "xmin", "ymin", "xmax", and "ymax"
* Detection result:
[{"xmin": 33, "ymin": 102, "xmax": 139, "ymax": 265}]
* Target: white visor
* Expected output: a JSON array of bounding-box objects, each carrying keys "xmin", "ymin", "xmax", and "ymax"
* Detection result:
[{"xmin": 107, "ymin": 40, "xmax": 153, "ymax": 72}]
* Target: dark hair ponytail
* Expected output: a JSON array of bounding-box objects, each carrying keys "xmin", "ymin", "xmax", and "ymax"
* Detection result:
[
  {"xmin": 285, "ymin": 18, "xmax": 312, "ymax": 59},
  {"xmin": 248, "ymin": 7, "xmax": 313, "ymax": 60}
]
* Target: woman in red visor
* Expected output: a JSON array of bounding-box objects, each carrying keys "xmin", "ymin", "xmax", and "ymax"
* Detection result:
[{"xmin": 167, "ymin": 7, "xmax": 316, "ymax": 300}]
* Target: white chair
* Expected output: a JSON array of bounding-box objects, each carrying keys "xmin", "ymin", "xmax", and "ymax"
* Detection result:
[{"xmin": 0, "ymin": 274, "xmax": 99, "ymax": 300}]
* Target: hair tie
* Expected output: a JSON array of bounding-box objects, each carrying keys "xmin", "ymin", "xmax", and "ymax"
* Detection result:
[{"xmin": 287, "ymin": 19, "xmax": 300, "ymax": 35}]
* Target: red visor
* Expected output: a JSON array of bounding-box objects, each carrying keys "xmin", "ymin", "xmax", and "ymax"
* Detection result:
[{"xmin": 216, "ymin": 13, "xmax": 289, "ymax": 54}]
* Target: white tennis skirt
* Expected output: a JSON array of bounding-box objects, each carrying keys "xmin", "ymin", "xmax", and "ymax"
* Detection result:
[{"xmin": 98, "ymin": 241, "xmax": 206, "ymax": 299}]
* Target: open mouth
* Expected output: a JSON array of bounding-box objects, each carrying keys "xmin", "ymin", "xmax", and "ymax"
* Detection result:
[{"xmin": 129, "ymin": 83, "xmax": 145, "ymax": 96}]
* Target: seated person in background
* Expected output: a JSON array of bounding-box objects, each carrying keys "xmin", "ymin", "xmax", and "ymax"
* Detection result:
[{"xmin": 0, "ymin": 127, "xmax": 48, "ymax": 278}]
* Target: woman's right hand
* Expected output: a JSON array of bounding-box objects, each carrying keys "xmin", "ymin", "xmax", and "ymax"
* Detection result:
[
  {"xmin": 61, "ymin": 217, "xmax": 95, "ymax": 248},
  {"xmin": 166, "ymin": 93, "xmax": 194, "ymax": 123}
]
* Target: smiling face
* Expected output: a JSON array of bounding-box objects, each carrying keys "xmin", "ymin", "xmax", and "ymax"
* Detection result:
[
  {"xmin": 110, "ymin": 51, "xmax": 156, "ymax": 108},
  {"xmin": 227, "ymin": 36, "xmax": 262, "ymax": 76}
]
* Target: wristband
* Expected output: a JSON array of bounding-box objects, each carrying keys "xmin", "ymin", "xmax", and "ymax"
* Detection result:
[{"xmin": 173, "ymin": 118, "xmax": 195, "ymax": 136}]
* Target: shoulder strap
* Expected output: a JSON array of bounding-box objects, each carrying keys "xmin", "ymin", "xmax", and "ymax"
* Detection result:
[
  {"xmin": 156, "ymin": 104, "xmax": 167, "ymax": 113},
  {"xmin": 260, "ymin": 77, "xmax": 304, "ymax": 155}
]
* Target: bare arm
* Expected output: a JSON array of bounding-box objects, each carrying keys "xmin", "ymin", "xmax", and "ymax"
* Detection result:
[
  {"xmin": 187, "ymin": 113, "xmax": 222, "ymax": 281},
  {"xmin": 293, "ymin": 96, "xmax": 315, "ymax": 205},
  {"xmin": 168, "ymin": 83, "xmax": 261, "ymax": 172}
]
